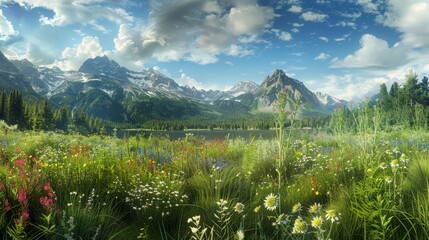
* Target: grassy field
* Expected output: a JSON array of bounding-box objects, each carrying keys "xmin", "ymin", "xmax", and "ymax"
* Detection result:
[{"xmin": 1, "ymin": 123, "xmax": 429, "ymax": 239}]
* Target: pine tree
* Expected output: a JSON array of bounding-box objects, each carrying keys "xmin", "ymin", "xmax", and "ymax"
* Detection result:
[
  {"xmin": 54, "ymin": 107, "xmax": 69, "ymax": 131},
  {"xmin": 7, "ymin": 90, "xmax": 24, "ymax": 128},
  {"xmin": 0, "ymin": 91, "xmax": 6, "ymax": 120},
  {"xmin": 40, "ymin": 98, "xmax": 54, "ymax": 130}
]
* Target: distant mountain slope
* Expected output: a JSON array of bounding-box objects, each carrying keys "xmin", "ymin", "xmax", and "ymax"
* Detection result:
[
  {"xmin": 0, "ymin": 51, "xmax": 38, "ymax": 96},
  {"xmin": 315, "ymin": 92, "xmax": 348, "ymax": 111},
  {"xmin": 226, "ymin": 81, "xmax": 259, "ymax": 97},
  {"xmin": 1, "ymin": 53, "xmax": 349, "ymax": 122}
]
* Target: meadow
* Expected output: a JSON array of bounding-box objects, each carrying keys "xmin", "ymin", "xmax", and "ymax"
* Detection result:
[{"xmin": 1, "ymin": 112, "xmax": 429, "ymax": 240}]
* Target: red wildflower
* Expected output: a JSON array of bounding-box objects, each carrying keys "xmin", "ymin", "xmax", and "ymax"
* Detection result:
[
  {"xmin": 0, "ymin": 183, "xmax": 4, "ymax": 191},
  {"xmin": 18, "ymin": 188, "xmax": 27, "ymax": 204},
  {"xmin": 40, "ymin": 196, "xmax": 53, "ymax": 209},
  {"xmin": 44, "ymin": 182, "xmax": 51, "ymax": 192},
  {"xmin": 14, "ymin": 159, "xmax": 25, "ymax": 167},
  {"xmin": 4, "ymin": 199, "xmax": 11, "ymax": 212},
  {"xmin": 15, "ymin": 147, "xmax": 20, "ymax": 153}
]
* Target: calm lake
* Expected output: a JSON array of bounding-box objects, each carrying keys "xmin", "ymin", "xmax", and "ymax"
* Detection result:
[{"xmin": 120, "ymin": 129, "xmax": 277, "ymax": 140}]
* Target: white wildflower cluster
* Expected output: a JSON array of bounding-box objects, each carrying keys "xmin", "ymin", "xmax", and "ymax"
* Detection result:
[{"xmin": 125, "ymin": 175, "xmax": 188, "ymax": 219}]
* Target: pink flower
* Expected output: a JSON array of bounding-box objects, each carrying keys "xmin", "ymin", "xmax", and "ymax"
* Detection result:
[
  {"xmin": 4, "ymin": 199, "xmax": 11, "ymax": 212},
  {"xmin": 14, "ymin": 159, "xmax": 25, "ymax": 167},
  {"xmin": 18, "ymin": 188, "xmax": 27, "ymax": 204},
  {"xmin": 40, "ymin": 196, "xmax": 53, "ymax": 209},
  {"xmin": 44, "ymin": 182, "xmax": 51, "ymax": 192}
]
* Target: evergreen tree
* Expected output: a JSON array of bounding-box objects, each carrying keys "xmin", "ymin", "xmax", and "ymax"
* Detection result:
[
  {"xmin": 0, "ymin": 91, "xmax": 6, "ymax": 120},
  {"xmin": 54, "ymin": 107, "xmax": 69, "ymax": 131},
  {"xmin": 7, "ymin": 90, "xmax": 24, "ymax": 128},
  {"xmin": 40, "ymin": 98, "xmax": 54, "ymax": 130}
]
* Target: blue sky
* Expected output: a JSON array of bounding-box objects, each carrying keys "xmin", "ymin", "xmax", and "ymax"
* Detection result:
[{"xmin": 0, "ymin": 0, "xmax": 429, "ymax": 100}]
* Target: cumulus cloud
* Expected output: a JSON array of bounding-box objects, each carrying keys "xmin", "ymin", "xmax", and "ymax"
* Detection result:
[
  {"xmin": 0, "ymin": 9, "xmax": 18, "ymax": 41},
  {"xmin": 111, "ymin": 0, "xmax": 275, "ymax": 67},
  {"xmin": 55, "ymin": 36, "xmax": 104, "ymax": 71},
  {"xmin": 317, "ymin": 74, "xmax": 389, "ymax": 101},
  {"xmin": 331, "ymin": 34, "xmax": 409, "ymax": 69},
  {"xmin": 176, "ymin": 72, "xmax": 205, "ymax": 90},
  {"xmin": 226, "ymin": 44, "xmax": 254, "ymax": 57},
  {"xmin": 6, "ymin": 0, "xmax": 133, "ymax": 29},
  {"xmin": 287, "ymin": 5, "xmax": 302, "ymax": 13},
  {"xmin": 301, "ymin": 11, "xmax": 328, "ymax": 22},
  {"xmin": 271, "ymin": 29, "xmax": 292, "ymax": 41},
  {"xmin": 380, "ymin": 1, "xmax": 429, "ymax": 48},
  {"xmin": 314, "ymin": 52, "xmax": 330, "ymax": 60},
  {"xmin": 357, "ymin": 0, "xmax": 379, "ymax": 13},
  {"xmin": 319, "ymin": 36, "xmax": 328, "ymax": 42}
]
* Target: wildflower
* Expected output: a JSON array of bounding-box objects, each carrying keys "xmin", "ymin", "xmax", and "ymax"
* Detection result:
[
  {"xmin": 390, "ymin": 159, "xmax": 399, "ymax": 169},
  {"xmin": 292, "ymin": 217, "xmax": 307, "ymax": 234},
  {"xmin": 234, "ymin": 202, "xmax": 245, "ymax": 214},
  {"xmin": 311, "ymin": 216, "xmax": 323, "ymax": 229},
  {"xmin": 325, "ymin": 209, "xmax": 340, "ymax": 223},
  {"xmin": 236, "ymin": 229, "xmax": 245, "ymax": 240},
  {"xmin": 385, "ymin": 176, "xmax": 393, "ymax": 184},
  {"xmin": 188, "ymin": 215, "xmax": 200, "ymax": 224},
  {"xmin": 254, "ymin": 205, "xmax": 261, "ymax": 213},
  {"xmin": 379, "ymin": 162, "xmax": 387, "ymax": 169},
  {"xmin": 4, "ymin": 199, "xmax": 11, "ymax": 212},
  {"xmin": 309, "ymin": 203, "xmax": 322, "ymax": 214},
  {"xmin": 190, "ymin": 227, "xmax": 198, "ymax": 234},
  {"xmin": 292, "ymin": 202, "xmax": 302, "ymax": 213},
  {"xmin": 264, "ymin": 193, "xmax": 278, "ymax": 211},
  {"xmin": 272, "ymin": 213, "xmax": 288, "ymax": 227}
]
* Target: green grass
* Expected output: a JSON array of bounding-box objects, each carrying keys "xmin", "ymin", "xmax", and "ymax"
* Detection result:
[{"xmin": 0, "ymin": 128, "xmax": 428, "ymax": 239}]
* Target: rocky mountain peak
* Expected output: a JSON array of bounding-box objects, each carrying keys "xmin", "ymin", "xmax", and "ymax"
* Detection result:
[
  {"xmin": 78, "ymin": 55, "xmax": 128, "ymax": 81},
  {"xmin": 0, "ymin": 51, "xmax": 19, "ymax": 73}
]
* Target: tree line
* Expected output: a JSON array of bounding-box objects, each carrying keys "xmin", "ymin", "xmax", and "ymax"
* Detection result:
[
  {"xmin": 0, "ymin": 90, "xmax": 109, "ymax": 135},
  {"xmin": 329, "ymin": 69, "xmax": 429, "ymax": 134}
]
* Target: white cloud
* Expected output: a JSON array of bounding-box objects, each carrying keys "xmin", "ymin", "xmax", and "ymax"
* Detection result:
[
  {"xmin": 319, "ymin": 36, "xmax": 328, "ymax": 42},
  {"xmin": 287, "ymin": 5, "xmax": 302, "ymax": 13},
  {"xmin": 0, "ymin": 9, "xmax": 18, "ymax": 41},
  {"xmin": 225, "ymin": 61, "xmax": 234, "ymax": 66},
  {"xmin": 271, "ymin": 29, "xmax": 292, "ymax": 41},
  {"xmin": 291, "ymin": 28, "xmax": 299, "ymax": 33},
  {"xmin": 292, "ymin": 23, "xmax": 304, "ymax": 28},
  {"xmin": 301, "ymin": 11, "xmax": 328, "ymax": 22},
  {"xmin": 226, "ymin": 44, "xmax": 254, "ymax": 57},
  {"xmin": 317, "ymin": 74, "xmax": 389, "ymax": 101},
  {"xmin": 227, "ymin": 4, "xmax": 275, "ymax": 36},
  {"xmin": 186, "ymin": 49, "xmax": 218, "ymax": 65},
  {"xmin": 176, "ymin": 73, "xmax": 205, "ymax": 90},
  {"xmin": 9, "ymin": 0, "xmax": 133, "ymax": 28},
  {"xmin": 357, "ymin": 0, "xmax": 379, "ymax": 13},
  {"xmin": 381, "ymin": 1, "xmax": 429, "ymax": 48},
  {"xmin": 55, "ymin": 36, "xmax": 104, "ymax": 71},
  {"xmin": 332, "ymin": 34, "xmax": 409, "ymax": 69},
  {"xmin": 314, "ymin": 52, "xmax": 330, "ymax": 60},
  {"xmin": 341, "ymin": 11, "xmax": 362, "ymax": 19},
  {"xmin": 110, "ymin": 1, "xmax": 275, "ymax": 67},
  {"xmin": 334, "ymin": 21, "xmax": 356, "ymax": 28}
]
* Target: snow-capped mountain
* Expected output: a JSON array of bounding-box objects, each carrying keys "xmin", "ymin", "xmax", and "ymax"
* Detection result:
[
  {"xmin": 3, "ymin": 52, "xmax": 349, "ymax": 122},
  {"xmin": 226, "ymin": 81, "xmax": 259, "ymax": 97},
  {"xmin": 315, "ymin": 92, "xmax": 348, "ymax": 111}
]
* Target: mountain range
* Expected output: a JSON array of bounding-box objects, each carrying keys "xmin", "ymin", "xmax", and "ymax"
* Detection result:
[{"xmin": 0, "ymin": 50, "xmax": 346, "ymax": 123}]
